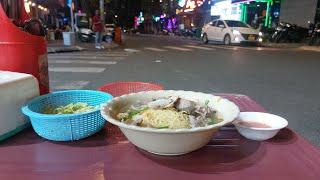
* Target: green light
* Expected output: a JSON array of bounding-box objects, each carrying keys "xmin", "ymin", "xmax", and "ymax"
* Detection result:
[
  {"xmin": 244, "ymin": 4, "xmax": 247, "ymax": 22},
  {"xmin": 240, "ymin": 3, "xmax": 248, "ymax": 22},
  {"xmin": 264, "ymin": 0, "xmax": 271, "ymax": 27},
  {"xmin": 240, "ymin": 0, "xmax": 275, "ymax": 26},
  {"xmin": 240, "ymin": 4, "xmax": 245, "ymax": 21}
]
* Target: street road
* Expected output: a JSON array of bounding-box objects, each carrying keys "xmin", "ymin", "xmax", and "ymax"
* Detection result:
[{"xmin": 48, "ymin": 35, "xmax": 320, "ymax": 147}]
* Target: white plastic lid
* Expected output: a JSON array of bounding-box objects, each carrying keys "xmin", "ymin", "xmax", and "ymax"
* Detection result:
[{"xmin": 0, "ymin": 71, "xmax": 33, "ymax": 85}]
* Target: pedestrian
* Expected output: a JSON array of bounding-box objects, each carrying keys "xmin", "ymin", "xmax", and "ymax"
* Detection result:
[{"xmin": 93, "ymin": 10, "xmax": 104, "ymax": 49}]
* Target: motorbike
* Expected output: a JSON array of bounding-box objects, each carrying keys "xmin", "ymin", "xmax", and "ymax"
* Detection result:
[
  {"xmin": 271, "ymin": 22, "xmax": 308, "ymax": 43},
  {"xmin": 181, "ymin": 29, "xmax": 196, "ymax": 37},
  {"xmin": 76, "ymin": 26, "xmax": 95, "ymax": 42},
  {"xmin": 308, "ymin": 23, "xmax": 320, "ymax": 45}
]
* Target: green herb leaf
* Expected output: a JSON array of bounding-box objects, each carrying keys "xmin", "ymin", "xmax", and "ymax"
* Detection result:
[
  {"xmin": 205, "ymin": 100, "xmax": 210, "ymax": 106},
  {"xmin": 128, "ymin": 108, "xmax": 148, "ymax": 119},
  {"xmin": 208, "ymin": 116, "xmax": 222, "ymax": 125}
]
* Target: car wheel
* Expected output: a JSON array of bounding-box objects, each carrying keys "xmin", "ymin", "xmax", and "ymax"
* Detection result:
[
  {"xmin": 224, "ymin": 34, "xmax": 231, "ymax": 45},
  {"xmin": 202, "ymin": 34, "xmax": 208, "ymax": 44}
]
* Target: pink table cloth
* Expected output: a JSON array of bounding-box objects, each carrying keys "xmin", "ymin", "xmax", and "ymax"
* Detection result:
[{"xmin": 0, "ymin": 94, "xmax": 319, "ymax": 180}]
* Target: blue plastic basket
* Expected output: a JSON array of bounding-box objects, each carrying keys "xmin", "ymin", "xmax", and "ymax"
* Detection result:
[{"xmin": 22, "ymin": 90, "xmax": 113, "ymax": 141}]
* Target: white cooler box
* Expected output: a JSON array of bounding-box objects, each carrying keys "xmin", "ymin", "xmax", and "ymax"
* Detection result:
[{"xmin": 0, "ymin": 71, "xmax": 40, "ymax": 141}]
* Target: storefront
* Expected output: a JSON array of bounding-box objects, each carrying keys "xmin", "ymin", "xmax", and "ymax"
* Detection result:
[
  {"xmin": 210, "ymin": 0, "xmax": 242, "ymax": 21},
  {"xmin": 210, "ymin": 0, "xmax": 281, "ymax": 28},
  {"xmin": 234, "ymin": 0, "xmax": 281, "ymax": 28},
  {"xmin": 176, "ymin": 0, "xmax": 209, "ymax": 29}
]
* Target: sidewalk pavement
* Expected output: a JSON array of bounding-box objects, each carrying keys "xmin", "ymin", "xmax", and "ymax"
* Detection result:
[
  {"xmin": 47, "ymin": 40, "xmax": 119, "ymax": 53},
  {"xmin": 297, "ymin": 45, "xmax": 320, "ymax": 52},
  {"xmin": 263, "ymin": 42, "xmax": 320, "ymax": 52},
  {"xmin": 262, "ymin": 42, "xmax": 305, "ymax": 48}
]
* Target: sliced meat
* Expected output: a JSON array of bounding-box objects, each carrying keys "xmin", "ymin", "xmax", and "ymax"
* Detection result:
[
  {"xmin": 147, "ymin": 96, "xmax": 178, "ymax": 109},
  {"xmin": 174, "ymin": 98, "xmax": 197, "ymax": 114}
]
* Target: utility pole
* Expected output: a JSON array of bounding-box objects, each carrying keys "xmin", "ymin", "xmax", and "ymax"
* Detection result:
[
  {"xmin": 100, "ymin": 0, "xmax": 105, "ymax": 24},
  {"xmin": 68, "ymin": 0, "xmax": 74, "ymax": 32}
]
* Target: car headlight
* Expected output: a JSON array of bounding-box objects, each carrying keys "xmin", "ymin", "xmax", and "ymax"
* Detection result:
[
  {"xmin": 259, "ymin": 32, "xmax": 263, "ymax": 36},
  {"xmin": 232, "ymin": 30, "xmax": 241, "ymax": 35}
]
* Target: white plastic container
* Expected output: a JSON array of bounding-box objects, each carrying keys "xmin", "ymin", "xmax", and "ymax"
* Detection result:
[
  {"xmin": 0, "ymin": 71, "xmax": 39, "ymax": 141},
  {"xmin": 63, "ymin": 32, "xmax": 76, "ymax": 46}
]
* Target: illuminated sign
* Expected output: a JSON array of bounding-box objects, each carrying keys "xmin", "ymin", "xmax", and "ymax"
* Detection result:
[
  {"xmin": 211, "ymin": 0, "xmax": 241, "ymax": 20},
  {"xmin": 179, "ymin": 0, "xmax": 206, "ymax": 12}
]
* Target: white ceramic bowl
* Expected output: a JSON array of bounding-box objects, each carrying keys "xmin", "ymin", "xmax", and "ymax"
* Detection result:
[
  {"xmin": 233, "ymin": 112, "xmax": 288, "ymax": 141},
  {"xmin": 101, "ymin": 90, "xmax": 240, "ymax": 156}
]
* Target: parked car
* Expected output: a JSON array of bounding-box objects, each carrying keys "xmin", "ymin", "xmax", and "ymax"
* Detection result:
[{"xmin": 202, "ymin": 19, "xmax": 263, "ymax": 45}]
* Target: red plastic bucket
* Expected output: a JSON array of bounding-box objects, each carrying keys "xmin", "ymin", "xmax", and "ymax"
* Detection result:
[{"xmin": 0, "ymin": 1, "xmax": 49, "ymax": 94}]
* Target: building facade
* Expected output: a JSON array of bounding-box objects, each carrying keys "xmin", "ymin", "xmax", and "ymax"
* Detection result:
[{"xmin": 280, "ymin": 0, "xmax": 318, "ymax": 27}]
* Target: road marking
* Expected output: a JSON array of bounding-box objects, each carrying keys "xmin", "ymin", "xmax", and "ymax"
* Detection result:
[
  {"xmin": 124, "ymin": 48, "xmax": 140, "ymax": 53},
  {"xmin": 49, "ymin": 60, "xmax": 117, "ymax": 65},
  {"xmin": 203, "ymin": 45, "xmax": 238, "ymax": 50},
  {"xmin": 163, "ymin": 46, "xmax": 192, "ymax": 51},
  {"xmin": 49, "ymin": 54, "xmax": 128, "ymax": 57},
  {"xmin": 52, "ymin": 81, "xmax": 90, "ymax": 90},
  {"xmin": 49, "ymin": 56, "xmax": 125, "ymax": 61},
  {"xmin": 184, "ymin": 45, "xmax": 215, "ymax": 50},
  {"xmin": 49, "ymin": 56, "xmax": 118, "ymax": 59},
  {"xmin": 49, "ymin": 52, "xmax": 129, "ymax": 57},
  {"xmin": 49, "ymin": 67, "xmax": 105, "ymax": 73},
  {"xmin": 202, "ymin": 44, "xmax": 284, "ymax": 51},
  {"xmin": 144, "ymin": 47, "xmax": 168, "ymax": 52}
]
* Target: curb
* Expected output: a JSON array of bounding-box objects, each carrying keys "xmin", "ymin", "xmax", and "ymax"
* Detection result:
[
  {"xmin": 298, "ymin": 46, "xmax": 320, "ymax": 52},
  {"xmin": 47, "ymin": 42, "xmax": 120, "ymax": 53},
  {"xmin": 262, "ymin": 43, "xmax": 305, "ymax": 49},
  {"xmin": 132, "ymin": 33, "xmax": 201, "ymax": 41},
  {"xmin": 47, "ymin": 46, "xmax": 85, "ymax": 54}
]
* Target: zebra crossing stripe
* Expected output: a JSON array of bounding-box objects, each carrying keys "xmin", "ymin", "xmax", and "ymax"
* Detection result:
[
  {"xmin": 144, "ymin": 47, "xmax": 168, "ymax": 52},
  {"xmin": 52, "ymin": 81, "xmax": 90, "ymax": 90},
  {"xmin": 49, "ymin": 60, "xmax": 117, "ymax": 65},
  {"xmin": 184, "ymin": 45, "xmax": 215, "ymax": 50},
  {"xmin": 49, "ymin": 67, "xmax": 105, "ymax": 73},
  {"xmin": 163, "ymin": 46, "xmax": 192, "ymax": 51},
  {"xmin": 49, "ymin": 56, "xmax": 124, "ymax": 60},
  {"xmin": 49, "ymin": 52, "xmax": 129, "ymax": 57}
]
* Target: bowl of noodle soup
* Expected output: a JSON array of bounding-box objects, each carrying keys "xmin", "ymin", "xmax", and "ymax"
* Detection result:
[{"xmin": 101, "ymin": 90, "xmax": 239, "ymax": 156}]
